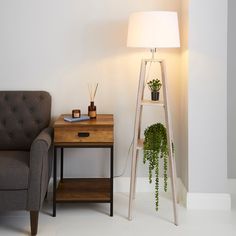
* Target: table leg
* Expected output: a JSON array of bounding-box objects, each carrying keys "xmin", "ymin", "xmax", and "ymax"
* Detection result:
[
  {"xmin": 60, "ymin": 148, "xmax": 64, "ymax": 182},
  {"xmin": 110, "ymin": 146, "xmax": 113, "ymax": 217},
  {"xmin": 53, "ymin": 147, "xmax": 57, "ymax": 217}
]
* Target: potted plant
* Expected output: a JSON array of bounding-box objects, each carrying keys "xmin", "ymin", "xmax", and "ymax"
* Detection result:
[
  {"xmin": 143, "ymin": 123, "xmax": 168, "ymax": 211},
  {"xmin": 147, "ymin": 79, "xmax": 162, "ymax": 101}
]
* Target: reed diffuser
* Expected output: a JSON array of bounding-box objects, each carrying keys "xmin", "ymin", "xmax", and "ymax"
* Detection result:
[{"xmin": 88, "ymin": 83, "xmax": 98, "ymax": 119}]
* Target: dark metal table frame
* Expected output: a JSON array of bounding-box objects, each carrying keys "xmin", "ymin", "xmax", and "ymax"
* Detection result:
[{"xmin": 53, "ymin": 144, "xmax": 114, "ymax": 217}]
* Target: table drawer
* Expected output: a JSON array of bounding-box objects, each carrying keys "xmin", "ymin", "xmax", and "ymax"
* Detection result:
[{"xmin": 54, "ymin": 126, "xmax": 113, "ymax": 143}]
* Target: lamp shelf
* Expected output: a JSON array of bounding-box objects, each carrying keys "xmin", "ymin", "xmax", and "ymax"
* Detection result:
[{"xmin": 141, "ymin": 99, "xmax": 164, "ymax": 107}]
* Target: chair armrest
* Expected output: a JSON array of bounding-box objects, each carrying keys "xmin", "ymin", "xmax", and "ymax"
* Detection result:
[
  {"xmin": 32, "ymin": 127, "xmax": 52, "ymax": 151},
  {"xmin": 27, "ymin": 127, "xmax": 53, "ymax": 210}
]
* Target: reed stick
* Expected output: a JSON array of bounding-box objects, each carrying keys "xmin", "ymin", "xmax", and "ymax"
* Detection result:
[
  {"xmin": 88, "ymin": 84, "xmax": 92, "ymax": 101},
  {"xmin": 88, "ymin": 83, "xmax": 98, "ymax": 101},
  {"xmin": 93, "ymin": 83, "xmax": 98, "ymax": 101}
]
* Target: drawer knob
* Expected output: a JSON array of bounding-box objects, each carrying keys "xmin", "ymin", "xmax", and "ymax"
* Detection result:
[{"xmin": 78, "ymin": 132, "xmax": 90, "ymax": 137}]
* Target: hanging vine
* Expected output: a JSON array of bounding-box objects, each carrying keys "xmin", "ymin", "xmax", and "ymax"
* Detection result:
[{"xmin": 143, "ymin": 123, "xmax": 169, "ymax": 211}]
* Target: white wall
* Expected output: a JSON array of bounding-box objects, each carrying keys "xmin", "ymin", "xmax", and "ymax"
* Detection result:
[
  {"xmin": 179, "ymin": 0, "xmax": 189, "ymax": 190},
  {"xmin": 0, "ymin": 0, "xmax": 182, "ymax": 178},
  {"xmin": 188, "ymin": 0, "xmax": 228, "ymax": 193},
  {"xmin": 227, "ymin": 0, "xmax": 236, "ymax": 178}
]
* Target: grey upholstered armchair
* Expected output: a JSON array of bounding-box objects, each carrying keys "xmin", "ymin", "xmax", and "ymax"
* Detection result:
[{"xmin": 0, "ymin": 91, "xmax": 52, "ymax": 235}]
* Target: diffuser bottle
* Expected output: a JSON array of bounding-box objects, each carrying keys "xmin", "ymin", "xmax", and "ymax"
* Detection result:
[{"xmin": 88, "ymin": 101, "xmax": 96, "ymax": 119}]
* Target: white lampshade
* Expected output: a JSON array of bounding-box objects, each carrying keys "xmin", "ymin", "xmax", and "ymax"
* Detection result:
[{"xmin": 127, "ymin": 11, "xmax": 180, "ymax": 48}]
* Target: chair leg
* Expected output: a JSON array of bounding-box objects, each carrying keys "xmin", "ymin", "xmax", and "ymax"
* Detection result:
[{"xmin": 30, "ymin": 211, "xmax": 39, "ymax": 235}]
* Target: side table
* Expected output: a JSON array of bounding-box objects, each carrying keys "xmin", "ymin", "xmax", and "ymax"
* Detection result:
[{"xmin": 53, "ymin": 114, "xmax": 114, "ymax": 217}]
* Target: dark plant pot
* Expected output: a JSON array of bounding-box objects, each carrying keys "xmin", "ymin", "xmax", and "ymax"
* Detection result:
[{"xmin": 151, "ymin": 91, "xmax": 160, "ymax": 101}]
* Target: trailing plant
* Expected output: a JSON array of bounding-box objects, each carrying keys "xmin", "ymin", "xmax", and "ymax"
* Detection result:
[
  {"xmin": 143, "ymin": 123, "xmax": 168, "ymax": 211},
  {"xmin": 147, "ymin": 79, "xmax": 162, "ymax": 92}
]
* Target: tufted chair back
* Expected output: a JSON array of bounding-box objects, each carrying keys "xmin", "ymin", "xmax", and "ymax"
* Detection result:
[{"xmin": 0, "ymin": 91, "xmax": 51, "ymax": 150}]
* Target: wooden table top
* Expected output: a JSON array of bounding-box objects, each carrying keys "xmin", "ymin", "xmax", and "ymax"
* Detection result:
[{"xmin": 54, "ymin": 114, "xmax": 114, "ymax": 127}]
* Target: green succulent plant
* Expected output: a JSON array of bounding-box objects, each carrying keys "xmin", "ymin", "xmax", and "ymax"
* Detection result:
[
  {"xmin": 143, "ymin": 123, "xmax": 168, "ymax": 211},
  {"xmin": 147, "ymin": 79, "xmax": 162, "ymax": 92}
]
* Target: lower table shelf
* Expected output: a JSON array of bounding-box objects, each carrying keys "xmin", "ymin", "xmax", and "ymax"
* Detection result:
[{"xmin": 56, "ymin": 178, "xmax": 111, "ymax": 202}]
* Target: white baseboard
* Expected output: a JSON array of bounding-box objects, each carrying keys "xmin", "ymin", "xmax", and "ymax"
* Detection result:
[
  {"xmin": 49, "ymin": 177, "xmax": 182, "ymax": 194},
  {"xmin": 114, "ymin": 177, "xmax": 173, "ymax": 193},
  {"xmin": 185, "ymin": 178, "xmax": 234, "ymax": 211},
  {"xmin": 228, "ymin": 178, "xmax": 236, "ymax": 194},
  {"xmin": 177, "ymin": 178, "xmax": 231, "ymax": 210},
  {"xmin": 114, "ymin": 177, "xmax": 154, "ymax": 193},
  {"xmin": 48, "ymin": 177, "xmax": 232, "ymax": 210},
  {"xmin": 177, "ymin": 178, "xmax": 187, "ymax": 207},
  {"xmin": 114, "ymin": 177, "xmax": 187, "ymax": 207},
  {"xmin": 114, "ymin": 177, "xmax": 231, "ymax": 210},
  {"xmin": 186, "ymin": 192, "xmax": 231, "ymax": 210}
]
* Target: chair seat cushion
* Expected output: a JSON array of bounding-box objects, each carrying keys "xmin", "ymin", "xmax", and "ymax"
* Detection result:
[{"xmin": 0, "ymin": 151, "xmax": 29, "ymax": 190}]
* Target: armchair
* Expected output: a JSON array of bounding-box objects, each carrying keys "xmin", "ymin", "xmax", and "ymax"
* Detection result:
[{"xmin": 0, "ymin": 91, "xmax": 52, "ymax": 235}]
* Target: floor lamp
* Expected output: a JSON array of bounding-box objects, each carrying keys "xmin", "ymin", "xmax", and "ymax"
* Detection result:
[{"xmin": 127, "ymin": 11, "xmax": 180, "ymax": 224}]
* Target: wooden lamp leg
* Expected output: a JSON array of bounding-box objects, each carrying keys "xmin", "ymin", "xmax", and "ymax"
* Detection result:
[
  {"xmin": 161, "ymin": 60, "xmax": 178, "ymax": 225},
  {"xmin": 128, "ymin": 60, "xmax": 147, "ymax": 220},
  {"xmin": 128, "ymin": 148, "xmax": 138, "ymax": 220}
]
